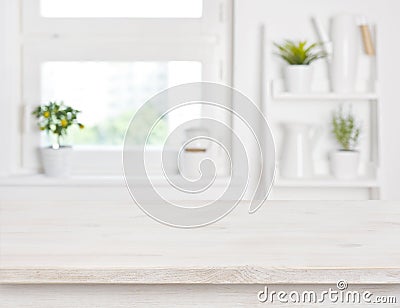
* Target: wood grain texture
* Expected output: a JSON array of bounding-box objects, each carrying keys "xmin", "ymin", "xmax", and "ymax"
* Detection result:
[
  {"xmin": 1, "ymin": 284, "xmax": 399, "ymax": 308},
  {"xmin": 1, "ymin": 268, "xmax": 400, "ymax": 285},
  {"xmin": 1, "ymin": 200, "xmax": 400, "ymax": 284}
]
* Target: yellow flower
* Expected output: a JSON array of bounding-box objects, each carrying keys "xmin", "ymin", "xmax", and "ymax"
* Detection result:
[
  {"xmin": 78, "ymin": 123, "xmax": 84, "ymax": 129},
  {"xmin": 43, "ymin": 111, "xmax": 50, "ymax": 118},
  {"xmin": 40, "ymin": 126, "xmax": 46, "ymax": 131},
  {"xmin": 61, "ymin": 119, "xmax": 68, "ymax": 127}
]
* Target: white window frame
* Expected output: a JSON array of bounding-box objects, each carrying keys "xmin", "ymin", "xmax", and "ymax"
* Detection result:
[
  {"xmin": 22, "ymin": 0, "xmax": 223, "ymax": 36},
  {"xmin": 19, "ymin": 0, "xmax": 233, "ymax": 175}
]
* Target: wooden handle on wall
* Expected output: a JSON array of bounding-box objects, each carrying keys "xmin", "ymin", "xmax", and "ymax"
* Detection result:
[{"xmin": 360, "ymin": 24, "xmax": 375, "ymax": 56}]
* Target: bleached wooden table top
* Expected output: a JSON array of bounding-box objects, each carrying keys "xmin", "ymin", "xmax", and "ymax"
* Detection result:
[{"xmin": 0, "ymin": 200, "xmax": 399, "ymax": 284}]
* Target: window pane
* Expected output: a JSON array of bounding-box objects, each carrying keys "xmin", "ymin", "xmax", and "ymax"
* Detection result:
[
  {"xmin": 40, "ymin": 0, "xmax": 203, "ymax": 18},
  {"xmin": 41, "ymin": 61, "xmax": 202, "ymax": 147}
]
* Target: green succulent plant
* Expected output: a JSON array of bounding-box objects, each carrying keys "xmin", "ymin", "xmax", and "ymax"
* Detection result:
[
  {"xmin": 274, "ymin": 40, "xmax": 326, "ymax": 65},
  {"xmin": 32, "ymin": 101, "xmax": 84, "ymax": 149},
  {"xmin": 332, "ymin": 106, "xmax": 361, "ymax": 151}
]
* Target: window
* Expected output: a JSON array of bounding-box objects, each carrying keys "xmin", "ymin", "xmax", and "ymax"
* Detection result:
[
  {"xmin": 41, "ymin": 61, "xmax": 202, "ymax": 146},
  {"xmin": 21, "ymin": 0, "xmax": 232, "ymax": 174},
  {"xmin": 40, "ymin": 0, "xmax": 203, "ymax": 18}
]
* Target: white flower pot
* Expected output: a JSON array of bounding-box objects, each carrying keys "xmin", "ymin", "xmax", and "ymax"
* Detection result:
[
  {"xmin": 40, "ymin": 146, "xmax": 72, "ymax": 177},
  {"xmin": 284, "ymin": 65, "xmax": 313, "ymax": 93},
  {"xmin": 330, "ymin": 150, "xmax": 360, "ymax": 179}
]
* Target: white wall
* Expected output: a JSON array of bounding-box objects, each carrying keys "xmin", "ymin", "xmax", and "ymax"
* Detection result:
[
  {"xmin": 233, "ymin": 0, "xmax": 400, "ymax": 199},
  {"xmin": 0, "ymin": 0, "xmax": 20, "ymax": 176},
  {"xmin": 0, "ymin": 0, "xmax": 10, "ymax": 176}
]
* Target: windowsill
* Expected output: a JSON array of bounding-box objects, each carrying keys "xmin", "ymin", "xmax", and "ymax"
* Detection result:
[{"xmin": 0, "ymin": 174, "xmax": 233, "ymax": 187}]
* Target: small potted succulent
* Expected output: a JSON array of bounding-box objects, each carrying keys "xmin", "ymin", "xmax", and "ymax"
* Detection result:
[
  {"xmin": 274, "ymin": 40, "xmax": 326, "ymax": 93},
  {"xmin": 330, "ymin": 106, "xmax": 361, "ymax": 179},
  {"xmin": 32, "ymin": 101, "xmax": 84, "ymax": 177}
]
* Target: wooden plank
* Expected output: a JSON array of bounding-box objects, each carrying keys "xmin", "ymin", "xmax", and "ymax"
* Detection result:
[{"xmin": 1, "ymin": 200, "xmax": 400, "ymax": 284}]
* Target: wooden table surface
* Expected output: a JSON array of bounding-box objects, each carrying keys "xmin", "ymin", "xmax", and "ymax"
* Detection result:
[{"xmin": 1, "ymin": 200, "xmax": 399, "ymax": 285}]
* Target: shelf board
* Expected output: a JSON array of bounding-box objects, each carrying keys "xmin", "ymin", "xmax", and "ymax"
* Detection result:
[
  {"xmin": 270, "ymin": 80, "xmax": 379, "ymax": 101},
  {"xmin": 275, "ymin": 176, "xmax": 379, "ymax": 188},
  {"xmin": 272, "ymin": 91, "xmax": 378, "ymax": 101}
]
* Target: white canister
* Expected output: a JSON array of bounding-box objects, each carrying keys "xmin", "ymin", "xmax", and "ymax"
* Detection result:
[
  {"xmin": 330, "ymin": 14, "xmax": 359, "ymax": 93},
  {"xmin": 179, "ymin": 149, "xmax": 213, "ymax": 180},
  {"xmin": 180, "ymin": 127, "xmax": 212, "ymax": 180},
  {"xmin": 284, "ymin": 65, "xmax": 313, "ymax": 93}
]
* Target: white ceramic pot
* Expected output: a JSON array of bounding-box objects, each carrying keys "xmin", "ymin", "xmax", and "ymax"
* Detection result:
[
  {"xmin": 330, "ymin": 150, "xmax": 360, "ymax": 179},
  {"xmin": 40, "ymin": 146, "xmax": 72, "ymax": 177},
  {"xmin": 284, "ymin": 65, "xmax": 312, "ymax": 93},
  {"xmin": 330, "ymin": 14, "xmax": 358, "ymax": 93}
]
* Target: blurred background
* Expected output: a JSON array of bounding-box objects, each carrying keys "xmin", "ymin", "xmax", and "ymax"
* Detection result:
[{"xmin": 0, "ymin": 0, "xmax": 399, "ymax": 201}]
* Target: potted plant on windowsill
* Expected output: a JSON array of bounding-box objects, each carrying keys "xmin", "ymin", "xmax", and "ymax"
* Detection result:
[
  {"xmin": 32, "ymin": 101, "xmax": 84, "ymax": 177},
  {"xmin": 330, "ymin": 106, "xmax": 361, "ymax": 179},
  {"xmin": 274, "ymin": 40, "xmax": 326, "ymax": 93}
]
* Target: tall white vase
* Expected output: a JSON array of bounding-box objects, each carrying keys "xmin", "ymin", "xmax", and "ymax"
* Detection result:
[
  {"xmin": 280, "ymin": 123, "xmax": 319, "ymax": 179},
  {"xmin": 330, "ymin": 14, "xmax": 358, "ymax": 93}
]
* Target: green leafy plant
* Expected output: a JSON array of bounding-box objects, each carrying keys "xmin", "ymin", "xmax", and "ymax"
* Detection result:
[
  {"xmin": 274, "ymin": 40, "xmax": 326, "ymax": 65},
  {"xmin": 332, "ymin": 106, "xmax": 361, "ymax": 151},
  {"xmin": 32, "ymin": 101, "xmax": 84, "ymax": 149}
]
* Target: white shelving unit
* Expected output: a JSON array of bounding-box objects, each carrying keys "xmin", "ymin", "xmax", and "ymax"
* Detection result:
[{"xmin": 262, "ymin": 24, "xmax": 381, "ymax": 199}]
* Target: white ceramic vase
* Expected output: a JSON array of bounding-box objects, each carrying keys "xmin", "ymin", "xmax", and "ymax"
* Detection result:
[
  {"xmin": 330, "ymin": 14, "xmax": 358, "ymax": 93},
  {"xmin": 284, "ymin": 65, "xmax": 312, "ymax": 93},
  {"xmin": 330, "ymin": 150, "xmax": 360, "ymax": 179},
  {"xmin": 280, "ymin": 123, "xmax": 319, "ymax": 179},
  {"xmin": 40, "ymin": 146, "xmax": 72, "ymax": 177}
]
